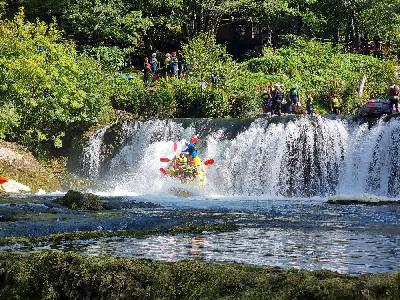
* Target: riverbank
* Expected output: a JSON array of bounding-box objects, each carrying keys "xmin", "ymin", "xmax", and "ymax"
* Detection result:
[
  {"xmin": 0, "ymin": 251, "xmax": 398, "ymax": 299},
  {"xmin": 0, "ymin": 141, "xmax": 60, "ymax": 193}
]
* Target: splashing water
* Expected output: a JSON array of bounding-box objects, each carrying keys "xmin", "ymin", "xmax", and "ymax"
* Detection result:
[{"xmin": 80, "ymin": 116, "xmax": 400, "ymax": 198}]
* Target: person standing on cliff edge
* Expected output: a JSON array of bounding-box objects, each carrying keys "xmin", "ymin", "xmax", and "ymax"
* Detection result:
[{"xmin": 388, "ymin": 80, "xmax": 400, "ymax": 114}]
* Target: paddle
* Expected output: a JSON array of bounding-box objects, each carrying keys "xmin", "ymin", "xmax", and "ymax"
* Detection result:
[
  {"xmin": 160, "ymin": 168, "xmax": 167, "ymax": 175},
  {"xmin": 161, "ymin": 158, "xmax": 214, "ymax": 165},
  {"xmin": 204, "ymin": 159, "xmax": 215, "ymax": 166}
]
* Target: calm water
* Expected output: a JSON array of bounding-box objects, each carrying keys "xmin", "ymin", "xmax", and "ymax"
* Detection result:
[{"xmin": 2, "ymin": 195, "xmax": 399, "ymax": 275}]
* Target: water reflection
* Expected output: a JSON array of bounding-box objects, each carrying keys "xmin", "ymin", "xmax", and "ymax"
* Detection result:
[{"xmin": 18, "ymin": 227, "xmax": 399, "ymax": 275}]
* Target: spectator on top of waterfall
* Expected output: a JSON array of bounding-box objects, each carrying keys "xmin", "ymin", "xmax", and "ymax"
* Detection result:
[
  {"xmin": 388, "ymin": 80, "xmax": 400, "ymax": 114},
  {"xmin": 150, "ymin": 53, "xmax": 158, "ymax": 74},
  {"xmin": 143, "ymin": 56, "xmax": 151, "ymax": 84},
  {"xmin": 261, "ymin": 83, "xmax": 273, "ymax": 114},
  {"xmin": 272, "ymin": 83, "xmax": 285, "ymax": 116},
  {"xmin": 330, "ymin": 92, "xmax": 341, "ymax": 115},
  {"xmin": 306, "ymin": 93, "xmax": 314, "ymax": 115},
  {"xmin": 288, "ymin": 84, "xmax": 300, "ymax": 114},
  {"xmin": 164, "ymin": 53, "xmax": 172, "ymax": 77},
  {"xmin": 171, "ymin": 52, "xmax": 179, "ymax": 77},
  {"xmin": 211, "ymin": 74, "xmax": 219, "ymax": 85}
]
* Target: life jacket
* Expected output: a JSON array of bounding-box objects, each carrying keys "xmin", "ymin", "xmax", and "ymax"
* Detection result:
[
  {"xmin": 390, "ymin": 85, "xmax": 399, "ymax": 96},
  {"xmin": 192, "ymin": 156, "xmax": 201, "ymax": 167},
  {"xmin": 177, "ymin": 156, "xmax": 187, "ymax": 165},
  {"xmin": 144, "ymin": 63, "xmax": 151, "ymax": 70},
  {"xmin": 171, "ymin": 57, "xmax": 178, "ymax": 65}
]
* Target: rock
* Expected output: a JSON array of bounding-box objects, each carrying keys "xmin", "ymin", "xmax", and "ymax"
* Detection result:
[
  {"xmin": 0, "ymin": 180, "xmax": 31, "ymax": 194},
  {"xmin": 0, "ymin": 141, "xmax": 60, "ymax": 192},
  {"xmin": 327, "ymin": 194, "xmax": 400, "ymax": 206},
  {"xmin": 55, "ymin": 190, "xmax": 106, "ymax": 210}
]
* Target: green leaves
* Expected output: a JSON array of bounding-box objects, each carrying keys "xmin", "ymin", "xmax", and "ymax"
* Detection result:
[
  {"xmin": 244, "ymin": 39, "xmax": 395, "ymax": 114},
  {"xmin": 182, "ymin": 33, "xmax": 236, "ymax": 84},
  {"xmin": 0, "ymin": 10, "xmax": 111, "ymax": 151}
]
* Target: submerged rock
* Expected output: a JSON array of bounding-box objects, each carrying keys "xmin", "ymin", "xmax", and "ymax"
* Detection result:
[
  {"xmin": 327, "ymin": 194, "xmax": 400, "ymax": 205},
  {"xmin": 55, "ymin": 190, "xmax": 106, "ymax": 210}
]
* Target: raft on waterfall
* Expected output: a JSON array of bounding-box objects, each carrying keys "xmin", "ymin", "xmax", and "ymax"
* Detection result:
[{"xmin": 159, "ymin": 155, "xmax": 214, "ymax": 186}]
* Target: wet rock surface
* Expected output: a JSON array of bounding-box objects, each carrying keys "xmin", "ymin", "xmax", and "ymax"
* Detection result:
[
  {"xmin": 327, "ymin": 198, "xmax": 400, "ymax": 205},
  {"xmin": 54, "ymin": 190, "xmax": 106, "ymax": 210}
]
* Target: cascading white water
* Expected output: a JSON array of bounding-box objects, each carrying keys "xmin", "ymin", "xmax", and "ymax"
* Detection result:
[
  {"xmin": 81, "ymin": 126, "xmax": 110, "ymax": 178},
  {"xmin": 80, "ymin": 116, "xmax": 400, "ymax": 198}
]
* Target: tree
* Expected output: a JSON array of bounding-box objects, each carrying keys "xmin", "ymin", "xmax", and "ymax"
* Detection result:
[
  {"xmin": 0, "ymin": 9, "xmax": 111, "ymax": 151},
  {"xmin": 182, "ymin": 33, "xmax": 236, "ymax": 83}
]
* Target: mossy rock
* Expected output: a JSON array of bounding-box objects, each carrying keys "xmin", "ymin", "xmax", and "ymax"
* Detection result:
[
  {"xmin": 54, "ymin": 190, "xmax": 106, "ymax": 210},
  {"xmin": 0, "ymin": 251, "xmax": 399, "ymax": 299}
]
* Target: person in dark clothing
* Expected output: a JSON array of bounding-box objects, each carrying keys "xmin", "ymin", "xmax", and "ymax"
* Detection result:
[
  {"xmin": 272, "ymin": 83, "xmax": 285, "ymax": 116},
  {"xmin": 388, "ymin": 80, "xmax": 400, "ymax": 113},
  {"xmin": 261, "ymin": 83, "xmax": 273, "ymax": 114}
]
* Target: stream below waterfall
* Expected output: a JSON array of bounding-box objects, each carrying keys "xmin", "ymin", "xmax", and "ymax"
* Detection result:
[
  {"xmin": 2, "ymin": 115, "xmax": 400, "ymax": 275},
  {"xmin": 1, "ymin": 194, "xmax": 399, "ymax": 275}
]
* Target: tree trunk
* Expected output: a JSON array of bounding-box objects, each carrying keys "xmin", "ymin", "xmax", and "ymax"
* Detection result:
[
  {"xmin": 266, "ymin": 25, "xmax": 272, "ymax": 47},
  {"xmin": 333, "ymin": 27, "xmax": 340, "ymax": 45}
]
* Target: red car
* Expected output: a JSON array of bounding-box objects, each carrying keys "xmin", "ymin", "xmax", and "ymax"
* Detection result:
[{"xmin": 358, "ymin": 99, "xmax": 392, "ymax": 116}]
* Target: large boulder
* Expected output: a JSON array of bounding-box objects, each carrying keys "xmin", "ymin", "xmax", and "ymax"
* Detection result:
[{"xmin": 0, "ymin": 141, "xmax": 60, "ymax": 193}]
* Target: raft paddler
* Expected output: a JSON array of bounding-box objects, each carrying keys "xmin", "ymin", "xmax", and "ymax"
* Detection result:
[{"xmin": 183, "ymin": 134, "xmax": 200, "ymax": 159}]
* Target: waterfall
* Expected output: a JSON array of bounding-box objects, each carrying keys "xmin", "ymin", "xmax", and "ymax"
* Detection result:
[
  {"xmin": 81, "ymin": 126, "xmax": 109, "ymax": 178},
  {"xmin": 80, "ymin": 116, "xmax": 400, "ymax": 198}
]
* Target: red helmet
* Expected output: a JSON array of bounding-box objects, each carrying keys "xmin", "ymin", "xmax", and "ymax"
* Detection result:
[{"xmin": 191, "ymin": 134, "xmax": 199, "ymax": 144}]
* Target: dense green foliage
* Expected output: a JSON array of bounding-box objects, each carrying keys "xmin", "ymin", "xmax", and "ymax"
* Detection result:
[
  {"xmin": 0, "ymin": 2, "xmax": 398, "ymax": 154},
  {"xmin": 244, "ymin": 39, "xmax": 396, "ymax": 114},
  {"xmin": 0, "ymin": 251, "xmax": 399, "ymax": 299},
  {"xmin": 4, "ymin": 0, "xmax": 400, "ymax": 53},
  {"xmin": 0, "ymin": 10, "xmax": 111, "ymax": 151}
]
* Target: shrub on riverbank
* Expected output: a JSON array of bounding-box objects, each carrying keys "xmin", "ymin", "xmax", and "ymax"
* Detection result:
[
  {"xmin": 244, "ymin": 39, "xmax": 395, "ymax": 114},
  {"xmin": 0, "ymin": 251, "xmax": 399, "ymax": 299},
  {"xmin": 0, "ymin": 10, "xmax": 111, "ymax": 153}
]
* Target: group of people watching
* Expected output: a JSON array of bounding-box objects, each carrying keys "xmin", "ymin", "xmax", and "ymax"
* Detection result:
[
  {"xmin": 259, "ymin": 82, "xmax": 319, "ymax": 116},
  {"xmin": 143, "ymin": 52, "xmax": 189, "ymax": 84},
  {"xmin": 259, "ymin": 80, "xmax": 400, "ymax": 116}
]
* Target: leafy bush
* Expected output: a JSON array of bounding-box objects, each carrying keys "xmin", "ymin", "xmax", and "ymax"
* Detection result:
[
  {"xmin": 182, "ymin": 33, "xmax": 237, "ymax": 84},
  {"xmin": 243, "ymin": 39, "xmax": 396, "ymax": 114},
  {"xmin": 0, "ymin": 104, "xmax": 20, "ymax": 139},
  {"xmin": 174, "ymin": 82, "xmax": 229, "ymax": 118},
  {"xmin": 0, "ymin": 9, "xmax": 111, "ymax": 152}
]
